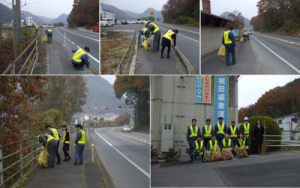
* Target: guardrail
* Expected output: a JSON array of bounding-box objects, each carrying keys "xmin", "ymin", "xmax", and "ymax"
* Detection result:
[
  {"xmin": 0, "ymin": 125, "xmax": 77, "ymax": 188},
  {"xmin": 1, "ymin": 29, "xmax": 43, "ymax": 75}
]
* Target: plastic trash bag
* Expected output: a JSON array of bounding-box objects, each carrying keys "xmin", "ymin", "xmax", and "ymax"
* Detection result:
[
  {"xmin": 143, "ymin": 38, "xmax": 149, "ymax": 51},
  {"xmin": 221, "ymin": 148, "xmax": 233, "ymax": 160},
  {"xmin": 210, "ymin": 146, "xmax": 222, "ymax": 161},
  {"xmin": 237, "ymin": 146, "xmax": 248, "ymax": 158},
  {"xmin": 240, "ymin": 37, "xmax": 244, "ymax": 43},
  {"xmin": 217, "ymin": 45, "xmax": 225, "ymax": 60},
  {"xmin": 44, "ymin": 35, "xmax": 48, "ymax": 42},
  {"xmin": 38, "ymin": 148, "xmax": 49, "ymax": 168},
  {"xmin": 204, "ymin": 149, "xmax": 212, "ymax": 162}
]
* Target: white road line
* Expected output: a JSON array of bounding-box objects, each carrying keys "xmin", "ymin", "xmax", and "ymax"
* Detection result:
[
  {"xmin": 159, "ymin": 26, "xmax": 199, "ymax": 42},
  {"xmin": 252, "ymin": 36, "xmax": 300, "ymax": 74},
  {"xmin": 76, "ymin": 45, "xmax": 99, "ymax": 64},
  {"xmin": 94, "ymin": 128, "xmax": 150, "ymax": 178},
  {"xmin": 71, "ymin": 42, "xmax": 74, "ymax": 44}
]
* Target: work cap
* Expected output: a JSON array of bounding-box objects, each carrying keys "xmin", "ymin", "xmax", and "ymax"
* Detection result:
[{"xmin": 244, "ymin": 117, "xmax": 248, "ymax": 121}]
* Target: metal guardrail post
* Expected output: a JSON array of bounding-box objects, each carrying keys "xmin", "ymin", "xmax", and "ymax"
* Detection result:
[
  {"xmin": 0, "ymin": 144, "xmax": 3, "ymax": 188},
  {"xmin": 19, "ymin": 142, "xmax": 23, "ymax": 179},
  {"xmin": 64, "ymin": 32, "xmax": 66, "ymax": 45},
  {"xmin": 119, "ymin": 59, "xmax": 122, "ymax": 74},
  {"xmin": 31, "ymin": 138, "xmax": 33, "ymax": 167}
]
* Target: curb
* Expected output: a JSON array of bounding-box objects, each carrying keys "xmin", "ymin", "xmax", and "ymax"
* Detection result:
[
  {"xmin": 129, "ymin": 34, "xmax": 138, "ymax": 75},
  {"xmin": 249, "ymin": 40, "xmax": 264, "ymax": 74},
  {"xmin": 151, "ymin": 160, "xmax": 165, "ymax": 164},
  {"xmin": 172, "ymin": 44, "xmax": 195, "ymax": 74}
]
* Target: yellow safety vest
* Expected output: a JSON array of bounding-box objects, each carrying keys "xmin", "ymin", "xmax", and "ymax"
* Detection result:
[
  {"xmin": 193, "ymin": 140, "xmax": 203, "ymax": 152},
  {"xmin": 150, "ymin": 23, "xmax": 159, "ymax": 33},
  {"xmin": 163, "ymin": 30, "xmax": 175, "ymax": 41},
  {"xmin": 50, "ymin": 128, "xmax": 59, "ymax": 141},
  {"xmin": 229, "ymin": 126, "xmax": 237, "ymax": 137},
  {"xmin": 45, "ymin": 134, "xmax": 54, "ymax": 147},
  {"xmin": 78, "ymin": 130, "xmax": 85, "ymax": 144},
  {"xmin": 81, "ymin": 122, "xmax": 83, "ymax": 126},
  {"xmin": 238, "ymin": 138, "xmax": 246, "ymax": 146},
  {"xmin": 63, "ymin": 131, "xmax": 70, "ymax": 144},
  {"xmin": 223, "ymin": 139, "xmax": 232, "ymax": 148},
  {"xmin": 204, "ymin": 125, "xmax": 212, "ymax": 137},
  {"xmin": 189, "ymin": 125, "xmax": 198, "ymax": 138},
  {"xmin": 217, "ymin": 123, "xmax": 225, "ymax": 134},
  {"xmin": 141, "ymin": 28, "xmax": 147, "ymax": 35},
  {"xmin": 48, "ymin": 29, "xmax": 52, "ymax": 33},
  {"xmin": 72, "ymin": 48, "xmax": 87, "ymax": 63},
  {"xmin": 224, "ymin": 31, "xmax": 232, "ymax": 44},
  {"xmin": 243, "ymin": 123, "xmax": 250, "ymax": 134},
  {"xmin": 36, "ymin": 26, "xmax": 38, "ymax": 29},
  {"xmin": 209, "ymin": 140, "xmax": 218, "ymax": 150}
]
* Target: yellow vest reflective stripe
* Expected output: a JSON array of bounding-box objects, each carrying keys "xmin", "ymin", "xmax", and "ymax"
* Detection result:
[
  {"xmin": 50, "ymin": 128, "xmax": 59, "ymax": 141},
  {"xmin": 63, "ymin": 131, "xmax": 70, "ymax": 144},
  {"xmin": 223, "ymin": 139, "xmax": 232, "ymax": 148},
  {"xmin": 78, "ymin": 130, "xmax": 85, "ymax": 144},
  {"xmin": 217, "ymin": 123, "xmax": 225, "ymax": 134},
  {"xmin": 194, "ymin": 140, "xmax": 203, "ymax": 152},
  {"xmin": 229, "ymin": 126, "xmax": 237, "ymax": 137},
  {"xmin": 36, "ymin": 26, "xmax": 38, "ymax": 29},
  {"xmin": 209, "ymin": 140, "xmax": 218, "ymax": 150},
  {"xmin": 224, "ymin": 31, "xmax": 232, "ymax": 44},
  {"xmin": 141, "ymin": 28, "xmax": 147, "ymax": 35},
  {"xmin": 238, "ymin": 138, "xmax": 246, "ymax": 146},
  {"xmin": 243, "ymin": 123, "xmax": 250, "ymax": 134},
  {"xmin": 81, "ymin": 122, "xmax": 83, "ymax": 126},
  {"xmin": 150, "ymin": 23, "xmax": 159, "ymax": 33},
  {"xmin": 72, "ymin": 48, "xmax": 87, "ymax": 63},
  {"xmin": 45, "ymin": 134, "xmax": 54, "ymax": 147},
  {"xmin": 189, "ymin": 125, "xmax": 198, "ymax": 137},
  {"xmin": 163, "ymin": 30, "xmax": 175, "ymax": 41},
  {"xmin": 204, "ymin": 125, "xmax": 212, "ymax": 137}
]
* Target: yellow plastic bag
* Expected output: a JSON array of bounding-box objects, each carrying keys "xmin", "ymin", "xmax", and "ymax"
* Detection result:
[
  {"xmin": 210, "ymin": 146, "xmax": 222, "ymax": 161},
  {"xmin": 217, "ymin": 45, "xmax": 225, "ymax": 60},
  {"xmin": 44, "ymin": 35, "xmax": 48, "ymax": 42},
  {"xmin": 240, "ymin": 37, "xmax": 244, "ymax": 43},
  {"xmin": 143, "ymin": 38, "xmax": 149, "ymax": 51},
  {"xmin": 237, "ymin": 146, "xmax": 248, "ymax": 158},
  {"xmin": 203, "ymin": 148, "xmax": 212, "ymax": 162},
  {"xmin": 221, "ymin": 148, "xmax": 233, "ymax": 160},
  {"xmin": 38, "ymin": 148, "xmax": 49, "ymax": 168}
]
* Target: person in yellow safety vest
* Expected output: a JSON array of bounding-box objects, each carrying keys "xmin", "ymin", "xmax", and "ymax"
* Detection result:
[
  {"xmin": 214, "ymin": 117, "xmax": 228, "ymax": 147},
  {"xmin": 192, "ymin": 135, "xmax": 204, "ymax": 161},
  {"xmin": 138, "ymin": 28, "xmax": 150, "ymax": 46},
  {"xmin": 72, "ymin": 46, "xmax": 90, "ymax": 70},
  {"xmin": 237, "ymin": 133, "xmax": 248, "ymax": 149},
  {"xmin": 145, "ymin": 22, "xmax": 161, "ymax": 52},
  {"xmin": 228, "ymin": 120, "xmax": 239, "ymax": 147},
  {"xmin": 45, "ymin": 125, "xmax": 61, "ymax": 164},
  {"xmin": 222, "ymin": 26, "xmax": 236, "ymax": 66},
  {"xmin": 74, "ymin": 124, "xmax": 85, "ymax": 165},
  {"xmin": 161, "ymin": 29, "xmax": 178, "ymax": 59},
  {"xmin": 46, "ymin": 29, "xmax": 53, "ymax": 44},
  {"xmin": 35, "ymin": 25, "xmax": 39, "ymax": 33},
  {"xmin": 240, "ymin": 117, "xmax": 251, "ymax": 155},
  {"xmin": 38, "ymin": 134, "xmax": 57, "ymax": 168},
  {"xmin": 207, "ymin": 135, "xmax": 218, "ymax": 151},
  {"xmin": 186, "ymin": 119, "xmax": 201, "ymax": 161},
  {"xmin": 202, "ymin": 118, "xmax": 214, "ymax": 149},
  {"xmin": 221, "ymin": 134, "xmax": 234, "ymax": 150},
  {"xmin": 62, "ymin": 125, "xmax": 71, "ymax": 161}
]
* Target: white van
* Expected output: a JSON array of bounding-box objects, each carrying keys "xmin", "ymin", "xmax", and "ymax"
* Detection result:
[{"xmin": 101, "ymin": 18, "xmax": 114, "ymax": 27}]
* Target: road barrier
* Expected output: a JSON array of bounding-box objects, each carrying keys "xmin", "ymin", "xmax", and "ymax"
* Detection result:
[
  {"xmin": 264, "ymin": 135, "xmax": 300, "ymax": 154},
  {"xmin": 0, "ymin": 125, "xmax": 77, "ymax": 188}
]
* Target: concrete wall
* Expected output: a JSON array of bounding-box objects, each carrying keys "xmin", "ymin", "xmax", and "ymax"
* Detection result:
[
  {"xmin": 151, "ymin": 76, "xmax": 239, "ymax": 161},
  {"xmin": 201, "ymin": 26, "xmax": 227, "ymax": 57}
]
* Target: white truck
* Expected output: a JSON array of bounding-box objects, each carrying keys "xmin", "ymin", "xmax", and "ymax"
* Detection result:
[{"xmin": 100, "ymin": 7, "xmax": 116, "ymax": 27}]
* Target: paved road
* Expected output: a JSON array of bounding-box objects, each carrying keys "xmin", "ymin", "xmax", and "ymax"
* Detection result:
[
  {"xmin": 102, "ymin": 22, "xmax": 200, "ymax": 74},
  {"xmin": 151, "ymin": 150, "xmax": 300, "ymax": 187},
  {"xmin": 251, "ymin": 32, "xmax": 300, "ymax": 74},
  {"xmin": 88, "ymin": 127, "xmax": 150, "ymax": 188},
  {"xmin": 52, "ymin": 27, "xmax": 99, "ymax": 73}
]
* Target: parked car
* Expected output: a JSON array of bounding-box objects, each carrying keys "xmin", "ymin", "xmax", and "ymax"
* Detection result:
[
  {"xmin": 122, "ymin": 125, "xmax": 131, "ymax": 132},
  {"xmin": 121, "ymin": 20, "xmax": 128, "ymax": 24}
]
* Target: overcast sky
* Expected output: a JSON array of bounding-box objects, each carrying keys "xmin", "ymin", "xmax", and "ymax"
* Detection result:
[
  {"xmin": 5, "ymin": 0, "xmax": 73, "ymax": 18},
  {"xmin": 101, "ymin": 0, "xmax": 166, "ymax": 13},
  {"xmin": 238, "ymin": 75, "xmax": 300, "ymax": 109},
  {"xmin": 201, "ymin": 0, "xmax": 260, "ymax": 20},
  {"xmin": 101, "ymin": 76, "xmax": 116, "ymax": 85}
]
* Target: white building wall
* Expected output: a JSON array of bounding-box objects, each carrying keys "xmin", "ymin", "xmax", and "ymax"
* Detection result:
[{"xmin": 201, "ymin": 27, "xmax": 227, "ymax": 57}]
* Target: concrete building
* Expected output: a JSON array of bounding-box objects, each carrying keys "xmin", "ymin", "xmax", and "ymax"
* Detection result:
[
  {"xmin": 274, "ymin": 113, "xmax": 300, "ymax": 131},
  {"xmin": 151, "ymin": 76, "xmax": 239, "ymax": 161}
]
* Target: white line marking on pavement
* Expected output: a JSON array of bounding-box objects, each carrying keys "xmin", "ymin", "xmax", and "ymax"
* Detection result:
[
  {"xmin": 71, "ymin": 42, "xmax": 74, "ymax": 44},
  {"xmin": 252, "ymin": 36, "xmax": 300, "ymax": 74},
  {"xmin": 76, "ymin": 45, "xmax": 99, "ymax": 64},
  {"xmin": 94, "ymin": 128, "xmax": 150, "ymax": 178},
  {"xmin": 68, "ymin": 39, "xmax": 70, "ymax": 41},
  {"xmin": 159, "ymin": 26, "xmax": 199, "ymax": 42}
]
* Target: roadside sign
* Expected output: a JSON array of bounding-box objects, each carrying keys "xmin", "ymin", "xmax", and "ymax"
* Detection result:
[
  {"xmin": 238, "ymin": 24, "xmax": 242, "ymax": 27},
  {"xmin": 232, "ymin": 30, "xmax": 239, "ymax": 36},
  {"xmin": 52, "ymin": 22, "xmax": 53, "ymax": 24},
  {"xmin": 94, "ymin": 117, "xmax": 98, "ymax": 121},
  {"xmin": 150, "ymin": 11, "xmax": 154, "ymax": 16}
]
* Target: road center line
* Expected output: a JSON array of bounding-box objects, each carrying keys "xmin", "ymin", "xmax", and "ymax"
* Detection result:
[
  {"xmin": 94, "ymin": 128, "xmax": 150, "ymax": 178},
  {"xmin": 61, "ymin": 27, "xmax": 100, "ymax": 42},
  {"xmin": 159, "ymin": 26, "xmax": 199, "ymax": 42},
  {"xmin": 76, "ymin": 45, "xmax": 99, "ymax": 63},
  {"xmin": 156, "ymin": 22, "xmax": 200, "ymax": 34},
  {"xmin": 252, "ymin": 36, "xmax": 300, "ymax": 74},
  {"xmin": 110, "ymin": 128, "xmax": 150, "ymax": 144}
]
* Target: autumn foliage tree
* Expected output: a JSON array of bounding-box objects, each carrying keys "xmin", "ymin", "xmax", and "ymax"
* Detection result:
[
  {"xmin": 114, "ymin": 115, "xmax": 130, "ymax": 126},
  {"xmin": 227, "ymin": 10, "xmax": 245, "ymax": 28}
]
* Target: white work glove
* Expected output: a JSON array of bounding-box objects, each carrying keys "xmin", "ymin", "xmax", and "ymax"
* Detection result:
[
  {"xmin": 245, "ymin": 135, "xmax": 249, "ymax": 139},
  {"xmin": 41, "ymin": 146, "xmax": 45, "ymax": 150}
]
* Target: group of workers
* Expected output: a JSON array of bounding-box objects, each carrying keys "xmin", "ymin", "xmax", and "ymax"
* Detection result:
[
  {"xmin": 138, "ymin": 22, "xmax": 178, "ymax": 59},
  {"xmin": 187, "ymin": 117, "xmax": 266, "ymax": 162},
  {"xmin": 38, "ymin": 124, "xmax": 86, "ymax": 168}
]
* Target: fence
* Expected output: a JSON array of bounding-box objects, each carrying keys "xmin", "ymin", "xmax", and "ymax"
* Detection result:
[
  {"xmin": 0, "ymin": 125, "xmax": 77, "ymax": 188},
  {"xmin": 1, "ymin": 29, "xmax": 43, "ymax": 75}
]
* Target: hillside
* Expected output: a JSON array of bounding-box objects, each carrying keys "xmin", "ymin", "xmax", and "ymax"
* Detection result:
[
  {"xmin": 37, "ymin": 15, "xmax": 53, "ymax": 23},
  {"xmin": 52, "ymin": 13, "xmax": 68, "ymax": 25},
  {"xmin": 83, "ymin": 76, "xmax": 133, "ymax": 116},
  {"xmin": 220, "ymin": 11, "xmax": 251, "ymax": 28},
  {"xmin": 101, "ymin": 3, "xmax": 134, "ymax": 20},
  {"xmin": 121, "ymin": 10, "xmax": 139, "ymax": 18}
]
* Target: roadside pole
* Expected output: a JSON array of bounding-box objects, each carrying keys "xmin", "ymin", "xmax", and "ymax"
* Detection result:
[
  {"xmin": 64, "ymin": 32, "xmax": 66, "ymax": 44},
  {"xmin": 91, "ymin": 144, "xmax": 94, "ymax": 162},
  {"xmin": 12, "ymin": 0, "xmax": 22, "ymax": 74}
]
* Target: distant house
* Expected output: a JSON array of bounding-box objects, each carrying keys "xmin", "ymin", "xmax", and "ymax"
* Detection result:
[{"xmin": 274, "ymin": 113, "xmax": 300, "ymax": 131}]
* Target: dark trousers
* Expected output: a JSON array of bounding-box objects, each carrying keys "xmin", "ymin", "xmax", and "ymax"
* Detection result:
[
  {"xmin": 189, "ymin": 137, "xmax": 196, "ymax": 159},
  {"xmin": 256, "ymin": 145, "xmax": 262, "ymax": 154},
  {"xmin": 47, "ymin": 33, "xmax": 52, "ymax": 43},
  {"xmin": 203, "ymin": 138, "xmax": 210, "ymax": 149},
  {"xmin": 75, "ymin": 144, "xmax": 85, "ymax": 163},
  {"xmin": 56, "ymin": 141, "xmax": 61, "ymax": 163},
  {"xmin": 216, "ymin": 134, "xmax": 225, "ymax": 147},
  {"xmin": 245, "ymin": 134, "xmax": 251, "ymax": 154},
  {"xmin": 47, "ymin": 139, "xmax": 57, "ymax": 166},
  {"xmin": 225, "ymin": 44, "xmax": 236, "ymax": 66},
  {"xmin": 153, "ymin": 30, "xmax": 161, "ymax": 51},
  {"xmin": 63, "ymin": 145, "xmax": 71, "ymax": 160},
  {"xmin": 72, "ymin": 59, "xmax": 86, "ymax": 68},
  {"xmin": 161, "ymin": 46, "xmax": 170, "ymax": 57}
]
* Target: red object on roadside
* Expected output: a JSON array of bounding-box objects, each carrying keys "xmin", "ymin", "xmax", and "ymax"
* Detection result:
[{"xmin": 93, "ymin": 22, "xmax": 99, "ymax": 32}]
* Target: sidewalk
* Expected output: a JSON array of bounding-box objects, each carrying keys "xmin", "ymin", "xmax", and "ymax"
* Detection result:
[
  {"xmin": 201, "ymin": 41, "xmax": 262, "ymax": 74},
  {"xmin": 48, "ymin": 37, "xmax": 94, "ymax": 74},
  {"xmin": 137, "ymin": 35, "xmax": 186, "ymax": 74},
  {"xmin": 24, "ymin": 129, "xmax": 103, "ymax": 188}
]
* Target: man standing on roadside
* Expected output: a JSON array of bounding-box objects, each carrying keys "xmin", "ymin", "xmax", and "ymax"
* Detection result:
[
  {"xmin": 74, "ymin": 124, "xmax": 86, "ymax": 165},
  {"xmin": 186, "ymin": 119, "xmax": 201, "ymax": 161},
  {"xmin": 222, "ymin": 26, "xmax": 236, "ymax": 66},
  {"xmin": 239, "ymin": 117, "xmax": 252, "ymax": 155}
]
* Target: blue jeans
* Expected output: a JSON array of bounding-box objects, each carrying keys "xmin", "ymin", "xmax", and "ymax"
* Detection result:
[
  {"xmin": 75, "ymin": 144, "xmax": 85, "ymax": 163},
  {"xmin": 225, "ymin": 44, "xmax": 236, "ymax": 66}
]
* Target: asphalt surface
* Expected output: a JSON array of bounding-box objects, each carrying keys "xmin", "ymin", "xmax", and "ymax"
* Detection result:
[
  {"xmin": 251, "ymin": 32, "xmax": 300, "ymax": 74},
  {"xmin": 151, "ymin": 150, "xmax": 300, "ymax": 187},
  {"xmin": 102, "ymin": 22, "xmax": 200, "ymax": 74},
  {"xmin": 52, "ymin": 26, "xmax": 99, "ymax": 73},
  {"xmin": 88, "ymin": 127, "xmax": 150, "ymax": 188}
]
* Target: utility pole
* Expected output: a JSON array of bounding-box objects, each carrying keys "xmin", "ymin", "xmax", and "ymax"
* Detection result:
[{"xmin": 12, "ymin": 0, "xmax": 22, "ymax": 73}]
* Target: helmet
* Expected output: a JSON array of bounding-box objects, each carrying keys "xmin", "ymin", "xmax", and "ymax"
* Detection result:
[{"xmin": 244, "ymin": 117, "xmax": 248, "ymax": 121}]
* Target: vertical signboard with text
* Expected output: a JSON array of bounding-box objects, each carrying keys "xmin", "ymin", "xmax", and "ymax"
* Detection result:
[
  {"xmin": 214, "ymin": 76, "xmax": 229, "ymax": 126},
  {"xmin": 195, "ymin": 76, "xmax": 211, "ymax": 103}
]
